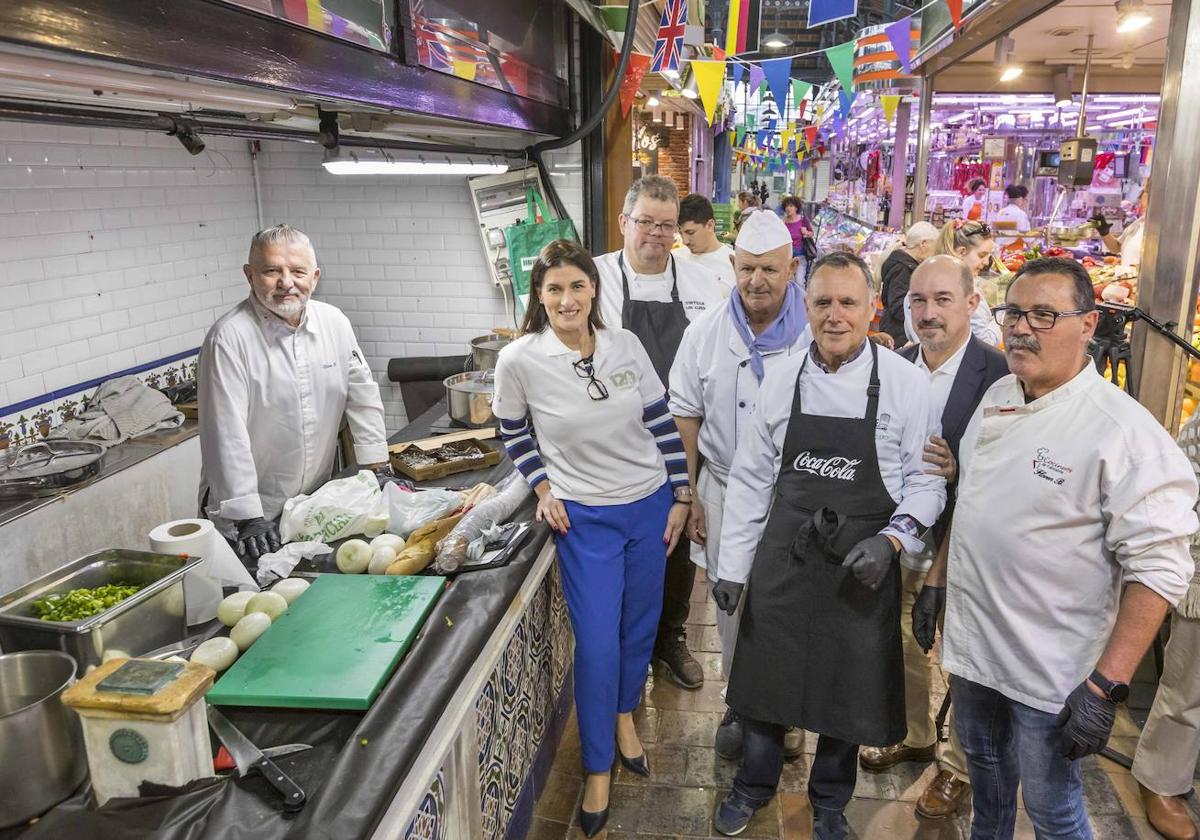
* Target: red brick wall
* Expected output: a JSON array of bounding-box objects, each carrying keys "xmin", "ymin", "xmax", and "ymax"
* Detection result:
[{"xmin": 658, "ymin": 115, "xmax": 692, "ymax": 198}]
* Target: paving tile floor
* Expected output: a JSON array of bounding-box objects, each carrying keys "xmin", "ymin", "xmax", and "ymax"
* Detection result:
[{"xmin": 529, "ymin": 571, "xmax": 1200, "ymax": 839}]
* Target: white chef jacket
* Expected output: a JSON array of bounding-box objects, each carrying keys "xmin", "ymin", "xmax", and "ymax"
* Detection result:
[
  {"xmin": 675, "ymin": 244, "xmax": 737, "ymax": 295},
  {"xmin": 943, "ymin": 363, "xmax": 1198, "ymax": 713},
  {"xmin": 901, "ymin": 336, "xmax": 970, "ymax": 572},
  {"xmin": 668, "ymin": 301, "xmax": 809, "ymax": 481},
  {"xmin": 994, "ymin": 203, "xmax": 1032, "ymax": 246},
  {"xmin": 198, "ymin": 295, "xmax": 388, "ymax": 536},
  {"xmin": 716, "ymin": 341, "xmax": 947, "ymax": 584},
  {"xmin": 594, "ymin": 249, "xmax": 731, "ymax": 332},
  {"xmin": 904, "ymin": 290, "xmax": 999, "ymax": 348},
  {"xmin": 1119, "ymin": 218, "xmax": 1144, "ymax": 267}
]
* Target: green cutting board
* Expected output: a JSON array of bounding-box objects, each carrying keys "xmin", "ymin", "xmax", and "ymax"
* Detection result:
[{"xmin": 207, "ymin": 575, "xmax": 444, "ymax": 711}]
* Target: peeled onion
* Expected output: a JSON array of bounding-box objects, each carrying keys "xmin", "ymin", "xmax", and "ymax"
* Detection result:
[
  {"xmin": 363, "ymin": 513, "xmax": 389, "ymax": 539},
  {"xmin": 190, "ymin": 637, "xmax": 239, "ymax": 672},
  {"xmin": 245, "ymin": 591, "xmax": 289, "ymax": 622},
  {"xmin": 368, "ymin": 546, "xmax": 397, "ymax": 575},
  {"xmin": 270, "ymin": 578, "xmax": 310, "ymax": 604},
  {"xmin": 337, "ymin": 539, "xmax": 372, "ymax": 574},
  {"xmin": 369, "ymin": 534, "xmax": 405, "ymax": 553},
  {"xmin": 230, "ymin": 612, "xmax": 272, "ymax": 651},
  {"xmin": 217, "ymin": 591, "xmax": 256, "ymax": 627}
]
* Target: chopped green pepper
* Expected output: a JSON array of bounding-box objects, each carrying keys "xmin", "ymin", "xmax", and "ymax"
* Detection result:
[{"xmin": 31, "ymin": 583, "xmax": 143, "ymax": 622}]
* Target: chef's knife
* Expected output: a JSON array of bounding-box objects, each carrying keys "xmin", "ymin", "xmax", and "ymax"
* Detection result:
[
  {"xmin": 207, "ymin": 706, "xmax": 306, "ymax": 812},
  {"xmin": 214, "ymin": 743, "xmax": 311, "ymax": 773}
]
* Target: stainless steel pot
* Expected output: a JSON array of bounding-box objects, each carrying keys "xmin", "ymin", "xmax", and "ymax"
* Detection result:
[
  {"xmin": 469, "ymin": 333, "xmax": 512, "ymax": 371},
  {"xmin": 0, "ymin": 650, "xmax": 87, "ymax": 828},
  {"xmin": 444, "ymin": 371, "xmax": 496, "ymax": 428}
]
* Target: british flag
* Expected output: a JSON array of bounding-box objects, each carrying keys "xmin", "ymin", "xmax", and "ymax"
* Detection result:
[{"xmin": 650, "ymin": 0, "xmax": 688, "ymax": 74}]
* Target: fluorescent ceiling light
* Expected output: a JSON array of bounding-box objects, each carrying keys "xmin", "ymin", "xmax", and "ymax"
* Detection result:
[
  {"xmin": 1000, "ymin": 66, "xmax": 1023, "ymax": 82},
  {"xmin": 322, "ymin": 146, "xmax": 509, "ymax": 176},
  {"xmin": 1115, "ymin": 0, "xmax": 1152, "ymax": 32}
]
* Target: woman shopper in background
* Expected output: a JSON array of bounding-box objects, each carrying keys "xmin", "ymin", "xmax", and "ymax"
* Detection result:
[
  {"xmin": 492, "ymin": 239, "xmax": 691, "ymax": 838},
  {"xmin": 781, "ymin": 195, "xmax": 816, "ymax": 283}
]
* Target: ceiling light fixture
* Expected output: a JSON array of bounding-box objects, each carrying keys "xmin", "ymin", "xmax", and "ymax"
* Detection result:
[
  {"xmin": 646, "ymin": 95, "xmax": 661, "ymax": 107},
  {"xmin": 994, "ymin": 35, "xmax": 1022, "ymax": 82},
  {"xmin": 681, "ymin": 74, "xmax": 700, "ymax": 99},
  {"xmin": 762, "ymin": 0, "xmax": 793, "ymax": 50},
  {"xmin": 1000, "ymin": 66, "xmax": 1024, "ymax": 81},
  {"xmin": 1052, "ymin": 67, "xmax": 1075, "ymax": 108},
  {"xmin": 322, "ymin": 146, "xmax": 509, "ymax": 176},
  {"xmin": 1115, "ymin": 0, "xmax": 1152, "ymax": 33}
]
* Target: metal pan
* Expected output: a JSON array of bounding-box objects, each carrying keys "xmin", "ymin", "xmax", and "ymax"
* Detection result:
[{"xmin": 0, "ymin": 440, "xmax": 104, "ymax": 499}]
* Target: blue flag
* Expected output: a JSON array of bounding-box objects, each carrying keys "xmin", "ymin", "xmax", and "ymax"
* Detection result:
[{"xmin": 807, "ymin": 0, "xmax": 858, "ymax": 27}]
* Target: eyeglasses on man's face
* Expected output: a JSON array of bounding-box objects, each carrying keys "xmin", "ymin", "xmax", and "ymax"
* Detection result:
[
  {"xmin": 630, "ymin": 217, "xmax": 678, "ymax": 236},
  {"xmin": 572, "ymin": 357, "xmax": 610, "ymax": 401},
  {"xmin": 992, "ymin": 305, "xmax": 1088, "ymax": 331}
]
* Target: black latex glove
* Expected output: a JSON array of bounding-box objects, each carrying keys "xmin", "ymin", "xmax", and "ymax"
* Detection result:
[
  {"xmin": 369, "ymin": 463, "xmax": 395, "ymax": 485},
  {"xmin": 1055, "ymin": 680, "xmax": 1117, "ymax": 759},
  {"xmin": 712, "ymin": 580, "xmax": 744, "ymax": 615},
  {"xmin": 842, "ymin": 535, "xmax": 898, "ymax": 590},
  {"xmin": 234, "ymin": 517, "xmax": 281, "ymax": 562},
  {"xmin": 911, "ymin": 585, "xmax": 946, "ymax": 654},
  {"xmin": 1088, "ymin": 211, "xmax": 1112, "ymax": 237}
]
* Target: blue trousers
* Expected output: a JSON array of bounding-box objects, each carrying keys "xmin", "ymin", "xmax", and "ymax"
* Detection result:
[
  {"xmin": 951, "ymin": 675, "xmax": 1092, "ymax": 840},
  {"xmin": 556, "ymin": 482, "xmax": 673, "ymax": 772}
]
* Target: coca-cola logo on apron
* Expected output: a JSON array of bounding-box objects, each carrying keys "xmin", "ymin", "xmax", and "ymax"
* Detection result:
[{"xmin": 791, "ymin": 451, "xmax": 862, "ymax": 481}]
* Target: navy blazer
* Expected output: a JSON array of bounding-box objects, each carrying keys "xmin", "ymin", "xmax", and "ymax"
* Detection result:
[{"xmin": 900, "ymin": 335, "xmax": 1009, "ymax": 546}]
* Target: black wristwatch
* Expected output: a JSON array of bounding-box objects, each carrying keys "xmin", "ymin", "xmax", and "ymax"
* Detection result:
[{"xmin": 1089, "ymin": 669, "xmax": 1130, "ymax": 703}]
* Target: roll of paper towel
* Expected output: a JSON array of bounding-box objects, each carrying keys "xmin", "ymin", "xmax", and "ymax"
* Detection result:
[{"xmin": 149, "ymin": 519, "xmax": 256, "ymax": 625}]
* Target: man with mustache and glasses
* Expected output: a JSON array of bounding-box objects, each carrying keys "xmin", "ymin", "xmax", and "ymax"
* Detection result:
[
  {"xmin": 858, "ymin": 256, "xmax": 1008, "ymax": 819},
  {"xmin": 930, "ymin": 257, "xmax": 1197, "ymax": 839},
  {"xmin": 594, "ymin": 176, "xmax": 732, "ymax": 690},
  {"xmin": 710, "ymin": 252, "xmax": 946, "ymax": 838},
  {"xmin": 198, "ymin": 225, "xmax": 388, "ymax": 563}
]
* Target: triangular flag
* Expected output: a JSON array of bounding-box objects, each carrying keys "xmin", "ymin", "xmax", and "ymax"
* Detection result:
[
  {"xmin": 761, "ymin": 57, "xmax": 791, "ymax": 111},
  {"xmin": 804, "ymin": 126, "xmax": 818, "ymax": 149},
  {"xmin": 947, "ymin": 0, "xmax": 963, "ymax": 28},
  {"xmin": 781, "ymin": 128, "xmax": 794, "ymax": 151},
  {"xmin": 825, "ymin": 41, "xmax": 856, "ymax": 95},
  {"xmin": 880, "ymin": 94, "xmax": 901, "ymax": 126},
  {"xmin": 757, "ymin": 129, "xmax": 768, "ymax": 148},
  {"xmin": 731, "ymin": 61, "xmax": 746, "ymax": 85},
  {"xmin": 884, "ymin": 17, "xmax": 914, "ymax": 75},
  {"xmin": 796, "ymin": 99, "xmax": 808, "ymax": 122},
  {"xmin": 597, "ymin": 5, "xmax": 630, "ymax": 33},
  {"xmin": 747, "ymin": 114, "xmax": 756, "ymax": 129},
  {"xmin": 735, "ymin": 124, "xmax": 747, "ymax": 146},
  {"xmin": 790, "ymin": 79, "xmax": 812, "ymax": 112},
  {"xmin": 748, "ymin": 63, "xmax": 766, "ymax": 95},
  {"xmin": 713, "ymin": 45, "xmax": 727, "ymax": 60},
  {"xmin": 838, "ymin": 89, "xmax": 853, "ymax": 121},
  {"xmin": 691, "ymin": 59, "xmax": 727, "ymax": 125},
  {"xmin": 452, "ymin": 60, "xmax": 477, "ymax": 81},
  {"xmin": 618, "ymin": 52, "xmax": 652, "ymax": 117}
]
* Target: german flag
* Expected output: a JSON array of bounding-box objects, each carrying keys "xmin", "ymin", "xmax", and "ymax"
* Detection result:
[{"xmin": 724, "ymin": 0, "xmax": 762, "ymax": 55}]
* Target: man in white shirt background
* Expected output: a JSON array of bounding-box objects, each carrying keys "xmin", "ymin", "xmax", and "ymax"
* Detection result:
[
  {"xmin": 594, "ymin": 176, "xmax": 730, "ymax": 690},
  {"xmin": 930, "ymin": 257, "xmax": 1197, "ymax": 839},
  {"xmin": 198, "ymin": 225, "xmax": 389, "ymax": 562},
  {"xmin": 677, "ymin": 193, "xmax": 736, "ymax": 293}
]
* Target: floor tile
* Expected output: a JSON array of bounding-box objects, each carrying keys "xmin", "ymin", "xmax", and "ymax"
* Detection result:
[
  {"xmin": 657, "ymin": 709, "xmax": 724, "ymax": 748},
  {"xmin": 535, "ymin": 770, "xmax": 584, "ymax": 824},
  {"xmin": 527, "ymin": 816, "xmax": 571, "ymax": 840}
]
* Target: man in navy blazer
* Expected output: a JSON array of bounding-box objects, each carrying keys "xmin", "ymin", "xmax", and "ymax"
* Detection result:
[{"xmin": 858, "ymin": 255, "xmax": 1009, "ymax": 819}]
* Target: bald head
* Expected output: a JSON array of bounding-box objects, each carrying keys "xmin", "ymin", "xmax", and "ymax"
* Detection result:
[
  {"xmin": 912, "ymin": 254, "xmax": 974, "ymax": 296},
  {"xmin": 908, "ymin": 255, "xmax": 978, "ymax": 356}
]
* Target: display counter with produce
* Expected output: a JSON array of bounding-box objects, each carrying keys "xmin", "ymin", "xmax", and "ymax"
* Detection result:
[{"xmin": 1, "ymin": 399, "xmax": 568, "ymax": 840}]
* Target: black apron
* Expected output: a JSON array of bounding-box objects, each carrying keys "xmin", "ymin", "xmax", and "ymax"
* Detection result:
[
  {"xmin": 618, "ymin": 253, "xmax": 690, "ymax": 387},
  {"xmin": 726, "ymin": 342, "xmax": 906, "ymax": 747}
]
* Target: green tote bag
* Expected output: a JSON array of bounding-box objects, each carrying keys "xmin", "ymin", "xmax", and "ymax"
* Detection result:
[{"xmin": 502, "ymin": 188, "xmax": 579, "ymax": 312}]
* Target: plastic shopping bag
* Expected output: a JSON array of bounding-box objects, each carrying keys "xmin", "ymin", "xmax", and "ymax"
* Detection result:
[
  {"xmin": 384, "ymin": 483, "xmax": 463, "ymax": 538},
  {"xmin": 280, "ymin": 470, "xmax": 387, "ymax": 543}
]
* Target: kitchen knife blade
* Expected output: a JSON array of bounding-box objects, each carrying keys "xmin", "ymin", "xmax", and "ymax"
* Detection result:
[
  {"xmin": 213, "ymin": 743, "xmax": 312, "ymax": 773},
  {"xmin": 207, "ymin": 706, "xmax": 306, "ymax": 812}
]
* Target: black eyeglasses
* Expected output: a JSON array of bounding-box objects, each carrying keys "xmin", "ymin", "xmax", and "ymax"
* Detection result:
[
  {"xmin": 992, "ymin": 305, "xmax": 1088, "ymax": 331},
  {"xmin": 572, "ymin": 356, "xmax": 609, "ymax": 401},
  {"xmin": 630, "ymin": 217, "xmax": 678, "ymax": 236}
]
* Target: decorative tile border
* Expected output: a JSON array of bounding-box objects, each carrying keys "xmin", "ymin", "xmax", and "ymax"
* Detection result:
[{"xmin": 0, "ymin": 349, "xmax": 199, "ymax": 451}]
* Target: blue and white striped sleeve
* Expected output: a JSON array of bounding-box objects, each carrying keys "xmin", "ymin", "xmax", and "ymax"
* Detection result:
[
  {"xmin": 499, "ymin": 417, "xmax": 547, "ymax": 489},
  {"xmin": 643, "ymin": 397, "xmax": 689, "ymax": 490}
]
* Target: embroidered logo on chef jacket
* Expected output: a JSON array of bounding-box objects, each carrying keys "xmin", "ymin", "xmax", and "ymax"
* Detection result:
[
  {"xmin": 683, "ymin": 299, "xmax": 710, "ymax": 315},
  {"xmin": 609, "ymin": 369, "xmax": 638, "ymax": 390},
  {"xmin": 1032, "ymin": 447, "xmax": 1073, "ymax": 486},
  {"xmin": 792, "ymin": 451, "xmax": 862, "ymax": 480},
  {"xmin": 875, "ymin": 412, "xmax": 891, "ymax": 440}
]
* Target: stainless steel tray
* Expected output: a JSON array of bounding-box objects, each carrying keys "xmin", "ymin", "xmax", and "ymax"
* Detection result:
[{"xmin": 0, "ymin": 549, "xmax": 199, "ymax": 670}]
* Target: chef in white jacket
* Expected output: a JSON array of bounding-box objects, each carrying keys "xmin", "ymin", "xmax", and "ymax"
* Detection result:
[
  {"xmin": 933, "ymin": 257, "xmax": 1197, "ymax": 839},
  {"xmin": 198, "ymin": 225, "xmax": 389, "ymax": 561}
]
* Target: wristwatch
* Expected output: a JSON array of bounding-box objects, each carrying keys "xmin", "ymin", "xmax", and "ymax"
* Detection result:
[
  {"xmin": 673, "ymin": 486, "xmax": 694, "ymax": 504},
  {"xmin": 1089, "ymin": 669, "xmax": 1130, "ymax": 703}
]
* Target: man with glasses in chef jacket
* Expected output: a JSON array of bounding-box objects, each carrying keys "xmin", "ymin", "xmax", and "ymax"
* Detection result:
[
  {"xmin": 594, "ymin": 176, "xmax": 733, "ymax": 691},
  {"xmin": 927, "ymin": 257, "xmax": 1197, "ymax": 839},
  {"xmin": 198, "ymin": 225, "xmax": 390, "ymax": 563}
]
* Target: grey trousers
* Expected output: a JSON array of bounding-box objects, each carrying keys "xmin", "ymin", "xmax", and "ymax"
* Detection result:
[{"xmin": 1133, "ymin": 612, "xmax": 1200, "ymax": 796}]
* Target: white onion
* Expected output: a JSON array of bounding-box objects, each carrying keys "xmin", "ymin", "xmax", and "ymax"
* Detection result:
[
  {"xmin": 369, "ymin": 534, "xmax": 405, "ymax": 553},
  {"xmin": 270, "ymin": 578, "xmax": 310, "ymax": 604},
  {"xmin": 190, "ymin": 637, "xmax": 239, "ymax": 672},
  {"xmin": 368, "ymin": 546, "xmax": 397, "ymax": 575},
  {"xmin": 217, "ymin": 591, "xmax": 256, "ymax": 627},
  {"xmin": 336, "ymin": 539, "xmax": 372, "ymax": 574},
  {"xmin": 230, "ymin": 612, "xmax": 272, "ymax": 651},
  {"xmin": 244, "ymin": 591, "xmax": 289, "ymax": 622}
]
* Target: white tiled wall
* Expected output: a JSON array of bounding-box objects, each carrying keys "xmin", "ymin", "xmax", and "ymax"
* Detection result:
[
  {"xmin": 0, "ymin": 124, "xmax": 258, "ymax": 411},
  {"xmin": 256, "ymin": 140, "xmax": 585, "ymax": 431}
]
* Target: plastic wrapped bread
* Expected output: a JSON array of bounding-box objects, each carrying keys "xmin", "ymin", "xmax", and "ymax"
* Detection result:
[{"xmin": 432, "ymin": 472, "xmax": 530, "ymax": 573}]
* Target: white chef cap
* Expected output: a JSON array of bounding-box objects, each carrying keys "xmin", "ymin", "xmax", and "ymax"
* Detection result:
[{"xmin": 735, "ymin": 210, "xmax": 793, "ymax": 254}]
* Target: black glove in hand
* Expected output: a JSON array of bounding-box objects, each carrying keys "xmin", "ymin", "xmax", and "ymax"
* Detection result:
[
  {"xmin": 234, "ymin": 517, "xmax": 281, "ymax": 562},
  {"xmin": 1055, "ymin": 680, "xmax": 1117, "ymax": 760},
  {"xmin": 911, "ymin": 585, "xmax": 946, "ymax": 654},
  {"xmin": 1089, "ymin": 211, "xmax": 1112, "ymax": 237},
  {"xmin": 712, "ymin": 580, "xmax": 744, "ymax": 615},
  {"xmin": 842, "ymin": 535, "xmax": 898, "ymax": 590}
]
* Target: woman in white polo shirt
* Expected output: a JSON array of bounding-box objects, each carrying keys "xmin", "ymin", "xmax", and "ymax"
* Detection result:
[{"xmin": 492, "ymin": 239, "xmax": 691, "ymax": 838}]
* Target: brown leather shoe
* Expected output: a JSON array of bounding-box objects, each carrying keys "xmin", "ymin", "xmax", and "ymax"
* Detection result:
[
  {"xmin": 859, "ymin": 742, "xmax": 937, "ymax": 772},
  {"xmin": 1139, "ymin": 783, "xmax": 1199, "ymax": 840},
  {"xmin": 915, "ymin": 770, "xmax": 971, "ymax": 819},
  {"xmin": 783, "ymin": 727, "xmax": 805, "ymax": 760}
]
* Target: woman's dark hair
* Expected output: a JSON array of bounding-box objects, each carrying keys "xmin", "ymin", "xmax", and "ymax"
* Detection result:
[
  {"xmin": 520, "ymin": 239, "xmax": 606, "ymax": 334},
  {"xmin": 780, "ymin": 195, "xmax": 802, "ymax": 212},
  {"xmin": 968, "ymin": 178, "xmax": 987, "ymax": 192},
  {"xmin": 1005, "ymin": 183, "xmax": 1029, "ymax": 201}
]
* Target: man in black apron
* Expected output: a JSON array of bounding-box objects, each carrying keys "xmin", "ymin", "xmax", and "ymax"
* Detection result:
[
  {"xmin": 709, "ymin": 252, "xmax": 947, "ymax": 838},
  {"xmin": 594, "ymin": 176, "xmax": 732, "ymax": 690}
]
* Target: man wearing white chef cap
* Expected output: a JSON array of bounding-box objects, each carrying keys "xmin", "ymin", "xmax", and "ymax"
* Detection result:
[
  {"xmin": 928, "ymin": 257, "xmax": 1197, "ymax": 838},
  {"xmin": 669, "ymin": 209, "xmax": 809, "ymax": 762},
  {"xmin": 709, "ymin": 250, "xmax": 946, "ymax": 838},
  {"xmin": 197, "ymin": 225, "xmax": 389, "ymax": 562}
]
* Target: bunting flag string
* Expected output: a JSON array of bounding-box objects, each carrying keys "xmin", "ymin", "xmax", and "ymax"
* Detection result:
[
  {"xmin": 618, "ymin": 52, "xmax": 652, "ymax": 118},
  {"xmin": 690, "ymin": 58, "xmax": 727, "ymax": 125},
  {"xmin": 761, "ymin": 56, "xmax": 791, "ymax": 111}
]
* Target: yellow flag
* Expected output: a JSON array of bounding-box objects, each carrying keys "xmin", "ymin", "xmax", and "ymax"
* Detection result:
[
  {"xmin": 781, "ymin": 128, "xmax": 794, "ymax": 152},
  {"xmin": 880, "ymin": 94, "xmax": 901, "ymax": 126},
  {"xmin": 691, "ymin": 59, "xmax": 727, "ymax": 125},
  {"xmin": 452, "ymin": 60, "xmax": 477, "ymax": 81}
]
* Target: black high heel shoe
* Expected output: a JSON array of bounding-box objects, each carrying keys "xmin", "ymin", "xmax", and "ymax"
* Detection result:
[
  {"xmin": 578, "ymin": 804, "xmax": 609, "ymax": 838},
  {"xmin": 618, "ymin": 750, "xmax": 650, "ymax": 777}
]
